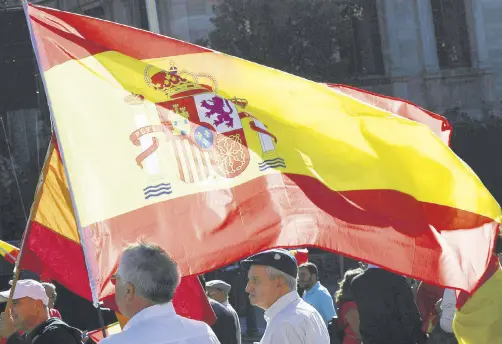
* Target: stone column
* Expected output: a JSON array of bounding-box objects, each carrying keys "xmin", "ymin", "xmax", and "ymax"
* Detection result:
[
  {"xmin": 415, "ymin": 0, "xmax": 439, "ymax": 73},
  {"xmin": 377, "ymin": 0, "xmax": 403, "ymax": 77},
  {"xmin": 464, "ymin": 0, "xmax": 494, "ymax": 112},
  {"xmin": 377, "ymin": 0, "xmax": 412, "ymax": 100},
  {"xmin": 465, "ymin": 0, "xmax": 491, "ymax": 70}
]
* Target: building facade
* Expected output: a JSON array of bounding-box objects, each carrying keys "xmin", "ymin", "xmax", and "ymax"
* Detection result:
[{"xmin": 11, "ymin": 0, "xmax": 499, "ymax": 118}]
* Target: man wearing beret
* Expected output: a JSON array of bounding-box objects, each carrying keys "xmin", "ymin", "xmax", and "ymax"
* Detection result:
[
  {"xmin": 241, "ymin": 249, "xmax": 329, "ymax": 344},
  {"xmin": 206, "ymin": 280, "xmax": 241, "ymax": 344}
]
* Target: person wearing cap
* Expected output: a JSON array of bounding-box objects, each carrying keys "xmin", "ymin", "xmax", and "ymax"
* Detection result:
[
  {"xmin": 101, "ymin": 242, "xmax": 220, "ymax": 344},
  {"xmin": 206, "ymin": 280, "xmax": 241, "ymax": 344},
  {"xmin": 298, "ymin": 262, "xmax": 337, "ymax": 326},
  {"xmin": 241, "ymin": 249, "xmax": 329, "ymax": 344},
  {"xmin": 199, "ymin": 276, "xmax": 238, "ymax": 344},
  {"xmin": 39, "ymin": 283, "xmax": 61, "ymax": 321},
  {"xmin": 0, "ymin": 279, "xmax": 83, "ymax": 344}
]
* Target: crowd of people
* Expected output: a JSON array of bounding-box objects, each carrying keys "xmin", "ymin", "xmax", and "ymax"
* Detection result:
[{"xmin": 0, "ymin": 239, "xmax": 498, "ymax": 343}]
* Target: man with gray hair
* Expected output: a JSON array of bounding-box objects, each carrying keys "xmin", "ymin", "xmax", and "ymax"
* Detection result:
[
  {"xmin": 241, "ymin": 249, "xmax": 329, "ymax": 344},
  {"xmin": 40, "ymin": 283, "xmax": 62, "ymax": 320},
  {"xmin": 100, "ymin": 242, "xmax": 220, "ymax": 344}
]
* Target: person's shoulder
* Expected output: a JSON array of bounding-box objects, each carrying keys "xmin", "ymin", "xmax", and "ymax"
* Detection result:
[
  {"xmin": 273, "ymin": 300, "xmax": 325, "ymax": 330},
  {"xmin": 33, "ymin": 326, "xmax": 81, "ymax": 344},
  {"xmin": 317, "ymin": 284, "xmax": 333, "ymax": 298},
  {"xmin": 284, "ymin": 299, "xmax": 323, "ymax": 321},
  {"xmin": 209, "ymin": 300, "xmax": 233, "ymax": 318},
  {"xmin": 99, "ymin": 333, "xmax": 122, "ymax": 344}
]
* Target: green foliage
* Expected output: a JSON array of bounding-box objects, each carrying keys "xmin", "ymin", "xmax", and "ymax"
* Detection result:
[{"xmin": 201, "ymin": 0, "xmax": 359, "ymax": 81}]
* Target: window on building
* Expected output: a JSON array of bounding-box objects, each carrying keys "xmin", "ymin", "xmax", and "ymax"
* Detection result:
[
  {"xmin": 187, "ymin": 0, "xmax": 207, "ymax": 16},
  {"xmin": 0, "ymin": 10, "xmax": 37, "ymax": 112},
  {"xmin": 138, "ymin": 0, "xmax": 150, "ymax": 30},
  {"xmin": 336, "ymin": 0, "xmax": 384, "ymax": 76},
  {"xmin": 431, "ymin": 0, "xmax": 471, "ymax": 69},
  {"xmin": 84, "ymin": 6, "xmax": 105, "ymax": 19}
]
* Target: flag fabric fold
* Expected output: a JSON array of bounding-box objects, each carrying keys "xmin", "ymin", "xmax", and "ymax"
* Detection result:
[
  {"xmin": 24, "ymin": 3, "xmax": 500, "ymax": 305},
  {"xmin": 18, "ymin": 138, "xmax": 216, "ymax": 324}
]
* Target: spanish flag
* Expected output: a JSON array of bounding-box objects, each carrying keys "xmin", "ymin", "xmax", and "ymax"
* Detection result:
[
  {"xmin": 24, "ymin": 4, "xmax": 500, "ymax": 305},
  {"xmin": 19, "ymin": 138, "xmax": 216, "ymax": 324},
  {"xmin": 0, "ymin": 240, "xmax": 19, "ymax": 265}
]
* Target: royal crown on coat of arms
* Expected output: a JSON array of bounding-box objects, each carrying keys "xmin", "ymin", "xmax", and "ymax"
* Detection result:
[{"xmin": 144, "ymin": 62, "xmax": 218, "ymax": 99}]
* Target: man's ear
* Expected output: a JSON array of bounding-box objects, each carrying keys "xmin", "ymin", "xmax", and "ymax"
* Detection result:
[{"xmin": 125, "ymin": 282, "xmax": 135, "ymax": 300}]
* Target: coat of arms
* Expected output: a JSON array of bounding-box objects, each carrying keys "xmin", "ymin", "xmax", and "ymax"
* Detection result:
[{"xmin": 126, "ymin": 62, "xmax": 286, "ymax": 199}]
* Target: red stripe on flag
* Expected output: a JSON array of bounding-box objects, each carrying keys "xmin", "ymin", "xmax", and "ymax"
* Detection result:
[
  {"xmin": 28, "ymin": 5, "xmax": 210, "ymax": 71},
  {"xmin": 21, "ymin": 221, "xmax": 91, "ymax": 300},
  {"xmin": 83, "ymin": 172, "xmax": 497, "ymax": 299}
]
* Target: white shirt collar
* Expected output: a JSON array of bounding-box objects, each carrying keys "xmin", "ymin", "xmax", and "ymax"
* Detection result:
[
  {"xmin": 124, "ymin": 302, "xmax": 176, "ymax": 331},
  {"xmin": 264, "ymin": 291, "xmax": 300, "ymax": 323}
]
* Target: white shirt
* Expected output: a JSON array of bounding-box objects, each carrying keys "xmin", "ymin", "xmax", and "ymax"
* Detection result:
[
  {"xmin": 222, "ymin": 301, "xmax": 242, "ymax": 344},
  {"xmin": 100, "ymin": 302, "xmax": 220, "ymax": 344},
  {"xmin": 440, "ymin": 289, "xmax": 456, "ymax": 333},
  {"xmin": 260, "ymin": 291, "xmax": 330, "ymax": 344}
]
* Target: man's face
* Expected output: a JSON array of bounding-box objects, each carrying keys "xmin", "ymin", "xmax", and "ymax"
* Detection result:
[
  {"xmin": 11, "ymin": 297, "xmax": 41, "ymax": 331},
  {"xmin": 298, "ymin": 267, "xmax": 316, "ymax": 289},
  {"xmin": 245, "ymin": 265, "xmax": 282, "ymax": 310},
  {"xmin": 206, "ymin": 287, "xmax": 225, "ymax": 303},
  {"xmin": 112, "ymin": 270, "xmax": 133, "ymax": 318},
  {"xmin": 43, "ymin": 286, "xmax": 56, "ymax": 309}
]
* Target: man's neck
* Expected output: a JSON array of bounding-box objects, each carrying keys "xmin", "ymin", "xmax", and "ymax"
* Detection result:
[
  {"xmin": 25, "ymin": 313, "xmax": 50, "ymax": 335},
  {"xmin": 264, "ymin": 290, "xmax": 292, "ymax": 310},
  {"xmin": 128, "ymin": 299, "xmax": 156, "ymax": 318},
  {"xmin": 306, "ymin": 281, "xmax": 317, "ymax": 291}
]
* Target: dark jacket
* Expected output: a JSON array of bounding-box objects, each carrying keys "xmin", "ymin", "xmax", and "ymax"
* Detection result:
[
  {"xmin": 209, "ymin": 299, "xmax": 239, "ymax": 344},
  {"xmin": 351, "ymin": 268, "xmax": 427, "ymax": 344},
  {"xmin": 6, "ymin": 318, "xmax": 82, "ymax": 344}
]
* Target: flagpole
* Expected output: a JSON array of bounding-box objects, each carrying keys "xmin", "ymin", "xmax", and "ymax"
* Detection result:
[
  {"xmin": 4, "ymin": 136, "xmax": 54, "ymax": 312},
  {"xmin": 96, "ymin": 302, "xmax": 107, "ymax": 338},
  {"xmin": 21, "ymin": 4, "xmax": 105, "ymax": 337}
]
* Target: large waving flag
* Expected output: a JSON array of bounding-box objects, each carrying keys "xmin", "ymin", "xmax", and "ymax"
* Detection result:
[
  {"xmin": 24, "ymin": 4, "xmax": 500, "ymax": 305},
  {"xmin": 18, "ymin": 138, "xmax": 216, "ymax": 324}
]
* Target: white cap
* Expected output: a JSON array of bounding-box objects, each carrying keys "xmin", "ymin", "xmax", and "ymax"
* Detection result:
[{"xmin": 0, "ymin": 279, "xmax": 49, "ymax": 306}]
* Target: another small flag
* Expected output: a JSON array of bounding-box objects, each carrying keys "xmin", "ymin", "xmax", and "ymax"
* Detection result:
[
  {"xmin": 0, "ymin": 240, "xmax": 19, "ymax": 264},
  {"xmin": 290, "ymin": 249, "xmax": 309, "ymax": 266}
]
